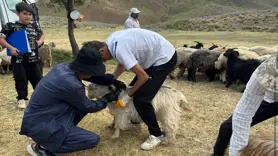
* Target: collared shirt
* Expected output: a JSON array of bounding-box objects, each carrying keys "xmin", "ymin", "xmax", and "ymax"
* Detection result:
[
  {"xmin": 106, "ymin": 28, "xmax": 175, "ymax": 70},
  {"xmin": 124, "ymin": 16, "xmax": 140, "ymax": 29},
  {"xmin": 229, "ymin": 69, "xmax": 278, "ymax": 156}
]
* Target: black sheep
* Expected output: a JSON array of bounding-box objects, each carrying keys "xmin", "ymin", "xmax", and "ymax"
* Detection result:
[
  {"xmin": 190, "ymin": 41, "xmax": 204, "ymax": 49},
  {"xmin": 224, "ymin": 48, "xmax": 261, "ymax": 92},
  {"xmin": 187, "ymin": 49, "xmax": 221, "ymax": 82}
]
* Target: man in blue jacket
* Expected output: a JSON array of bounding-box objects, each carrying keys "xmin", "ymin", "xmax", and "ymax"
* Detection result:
[{"xmin": 19, "ymin": 46, "xmax": 126, "ymax": 156}]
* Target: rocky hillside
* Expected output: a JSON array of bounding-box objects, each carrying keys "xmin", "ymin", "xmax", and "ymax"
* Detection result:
[{"xmin": 38, "ymin": 0, "xmax": 278, "ymax": 32}]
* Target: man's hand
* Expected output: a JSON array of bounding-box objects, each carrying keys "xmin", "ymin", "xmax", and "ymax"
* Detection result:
[
  {"xmin": 113, "ymin": 80, "xmax": 126, "ymax": 91},
  {"xmin": 10, "ymin": 47, "xmax": 19, "ymax": 56},
  {"xmin": 101, "ymin": 90, "xmax": 120, "ymax": 102}
]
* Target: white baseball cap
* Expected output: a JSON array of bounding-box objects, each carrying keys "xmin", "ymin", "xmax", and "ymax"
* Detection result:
[{"xmin": 130, "ymin": 8, "xmax": 140, "ymax": 14}]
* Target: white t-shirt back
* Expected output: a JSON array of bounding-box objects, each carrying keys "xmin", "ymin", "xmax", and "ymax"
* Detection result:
[{"xmin": 106, "ymin": 28, "xmax": 175, "ymax": 70}]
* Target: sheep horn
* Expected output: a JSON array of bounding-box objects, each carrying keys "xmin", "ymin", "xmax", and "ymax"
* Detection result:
[{"xmin": 224, "ymin": 44, "xmax": 228, "ymax": 48}]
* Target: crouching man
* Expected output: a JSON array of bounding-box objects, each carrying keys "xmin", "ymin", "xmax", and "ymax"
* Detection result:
[
  {"xmin": 19, "ymin": 46, "xmax": 123, "ymax": 156},
  {"xmin": 83, "ymin": 28, "xmax": 177, "ymax": 150}
]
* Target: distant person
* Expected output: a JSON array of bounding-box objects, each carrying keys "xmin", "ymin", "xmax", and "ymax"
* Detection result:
[{"xmin": 124, "ymin": 8, "xmax": 141, "ymax": 29}]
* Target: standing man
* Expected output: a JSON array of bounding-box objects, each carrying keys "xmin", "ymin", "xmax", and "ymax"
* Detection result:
[
  {"xmin": 211, "ymin": 52, "xmax": 278, "ymax": 156},
  {"xmin": 20, "ymin": 46, "xmax": 124, "ymax": 156},
  {"xmin": 124, "ymin": 8, "xmax": 141, "ymax": 29},
  {"xmin": 82, "ymin": 28, "xmax": 177, "ymax": 150}
]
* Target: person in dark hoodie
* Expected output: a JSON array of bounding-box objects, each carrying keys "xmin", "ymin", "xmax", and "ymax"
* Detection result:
[{"xmin": 19, "ymin": 46, "xmax": 126, "ymax": 156}]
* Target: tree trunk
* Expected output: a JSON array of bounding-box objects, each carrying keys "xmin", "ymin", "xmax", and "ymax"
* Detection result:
[{"xmin": 66, "ymin": 0, "xmax": 79, "ymax": 57}]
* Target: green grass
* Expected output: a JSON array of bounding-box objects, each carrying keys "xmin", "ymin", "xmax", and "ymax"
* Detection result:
[{"xmin": 52, "ymin": 49, "xmax": 74, "ymax": 65}]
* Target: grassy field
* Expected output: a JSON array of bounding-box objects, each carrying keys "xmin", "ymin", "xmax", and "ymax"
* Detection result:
[{"xmin": 0, "ymin": 27, "xmax": 278, "ymax": 156}]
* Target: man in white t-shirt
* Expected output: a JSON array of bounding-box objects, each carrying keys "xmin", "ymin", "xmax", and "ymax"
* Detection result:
[
  {"xmin": 124, "ymin": 8, "xmax": 141, "ymax": 29},
  {"xmin": 83, "ymin": 28, "xmax": 177, "ymax": 150}
]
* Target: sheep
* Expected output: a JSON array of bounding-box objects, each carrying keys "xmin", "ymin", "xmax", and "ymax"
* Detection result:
[
  {"xmin": 258, "ymin": 54, "xmax": 271, "ymax": 62},
  {"xmin": 215, "ymin": 49, "xmax": 260, "ymax": 83},
  {"xmin": 38, "ymin": 42, "xmax": 56, "ymax": 67},
  {"xmin": 190, "ymin": 41, "xmax": 204, "ymax": 49},
  {"xmin": 187, "ymin": 49, "xmax": 221, "ymax": 82},
  {"xmin": 237, "ymin": 46, "xmax": 250, "ymax": 51},
  {"xmin": 223, "ymin": 48, "xmax": 261, "ymax": 92},
  {"xmin": 239, "ymin": 134, "xmax": 278, "ymax": 156},
  {"xmin": 249, "ymin": 46, "xmax": 277, "ymax": 56},
  {"xmin": 208, "ymin": 43, "xmax": 219, "ymax": 50},
  {"xmin": 87, "ymin": 83, "xmax": 193, "ymax": 144},
  {"xmin": 169, "ymin": 47, "xmax": 197, "ymax": 79},
  {"xmin": 0, "ymin": 49, "xmax": 11, "ymax": 74}
]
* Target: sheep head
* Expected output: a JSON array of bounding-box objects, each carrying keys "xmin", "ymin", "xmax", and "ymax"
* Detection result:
[
  {"xmin": 223, "ymin": 48, "xmax": 239, "ymax": 58},
  {"xmin": 87, "ymin": 83, "xmax": 128, "ymax": 101},
  {"xmin": 194, "ymin": 41, "xmax": 204, "ymax": 49},
  {"xmin": 208, "ymin": 43, "xmax": 218, "ymax": 50},
  {"xmin": 48, "ymin": 42, "xmax": 56, "ymax": 48}
]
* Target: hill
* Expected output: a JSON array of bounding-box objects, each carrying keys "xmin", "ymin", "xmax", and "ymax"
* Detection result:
[{"xmin": 37, "ymin": 0, "xmax": 278, "ymax": 31}]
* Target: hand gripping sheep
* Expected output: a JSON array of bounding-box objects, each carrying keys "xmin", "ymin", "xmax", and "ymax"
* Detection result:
[{"xmin": 87, "ymin": 83, "xmax": 192, "ymax": 144}]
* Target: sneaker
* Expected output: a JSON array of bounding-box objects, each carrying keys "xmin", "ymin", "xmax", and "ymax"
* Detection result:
[
  {"xmin": 18, "ymin": 99, "xmax": 26, "ymax": 109},
  {"xmin": 140, "ymin": 135, "xmax": 164, "ymax": 150},
  {"xmin": 27, "ymin": 143, "xmax": 56, "ymax": 156}
]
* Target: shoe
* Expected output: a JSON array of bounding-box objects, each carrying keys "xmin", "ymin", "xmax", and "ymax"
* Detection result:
[
  {"xmin": 27, "ymin": 143, "xmax": 56, "ymax": 156},
  {"xmin": 18, "ymin": 99, "xmax": 26, "ymax": 109},
  {"xmin": 140, "ymin": 135, "xmax": 164, "ymax": 150}
]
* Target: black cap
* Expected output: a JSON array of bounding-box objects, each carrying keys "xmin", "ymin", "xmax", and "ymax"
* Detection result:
[{"xmin": 69, "ymin": 46, "xmax": 105, "ymax": 76}]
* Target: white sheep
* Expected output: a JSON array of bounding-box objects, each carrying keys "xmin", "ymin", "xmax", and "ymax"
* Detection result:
[
  {"xmin": 169, "ymin": 47, "xmax": 197, "ymax": 79},
  {"xmin": 87, "ymin": 83, "xmax": 193, "ymax": 144},
  {"xmin": 38, "ymin": 42, "xmax": 56, "ymax": 67},
  {"xmin": 249, "ymin": 46, "xmax": 277, "ymax": 56},
  {"xmin": 215, "ymin": 49, "xmax": 260, "ymax": 82},
  {"xmin": 258, "ymin": 54, "xmax": 271, "ymax": 62},
  {"xmin": 0, "ymin": 49, "xmax": 11, "ymax": 74},
  {"xmin": 237, "ymin": 46, "xmax": 250, "ymax": 51}
]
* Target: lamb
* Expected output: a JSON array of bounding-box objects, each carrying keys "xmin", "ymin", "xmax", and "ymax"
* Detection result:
[
  {"xmin": 87, "ymin": 83, "xmax": 192, "ymax": 144},
  {"xmin": 224, "ymin": 48, "xmax": 261, "ymax": 92},
  {"xmin": 38, "ymin": 42, "xmax": 56, "ymax": 67},
  {"xmin": 169, "ymin": 47, "xmax": 197, "ymax": 79},
  {"xmin": 0, "ymin": 49, "xmax": 11, "ymax": 74},
  {"xmin": 249, "ymin": 46, "xmax": 277, "ymax": 56},
  {"xmin": 239, "ymin": 134, "xmax": 278, "ymax": 156},
  {"xmin": 187, "ymin": 49, "xmax": 221, "ymax": 82},
  {"xmin": 215, "ymin": 49, "xmax": 260, "ymax": 83}
]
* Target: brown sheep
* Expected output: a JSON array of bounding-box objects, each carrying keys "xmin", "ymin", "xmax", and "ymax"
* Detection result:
[
  {"xmin": 239, "ymin": 134, "xmax": 278, "ymax": 156},
  {"xmin": 38, "ymin": 42, "xmax": 56, "ymax": 67}
]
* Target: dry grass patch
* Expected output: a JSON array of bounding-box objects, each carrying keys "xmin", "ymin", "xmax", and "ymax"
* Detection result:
[{"xmin": 0, "ymin": 28, "xmax": 277, "ymax": 156}]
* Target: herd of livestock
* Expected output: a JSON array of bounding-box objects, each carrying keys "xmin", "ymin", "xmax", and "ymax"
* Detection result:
[{"xmin": 169, "ymin": 41, "xmax": 277, "ymax": 92}]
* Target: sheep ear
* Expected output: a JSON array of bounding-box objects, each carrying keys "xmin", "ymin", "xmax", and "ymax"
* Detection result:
[{"xmin": 236, "ymin": 51, "xmax": 239, "ymax": 56}]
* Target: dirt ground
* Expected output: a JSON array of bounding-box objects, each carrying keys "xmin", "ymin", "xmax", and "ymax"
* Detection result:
[{"xmin": 0, "ymin": 28, "xmax": 277, "ymax": 156}]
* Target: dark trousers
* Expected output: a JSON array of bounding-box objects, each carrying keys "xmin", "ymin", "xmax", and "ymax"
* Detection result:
[
  {"xmin": 213, "ymin": 100, "xmax": 278, "ymax": 156},
  {"xmin": 55, "ymin": 111, "xmax": 100, "ymax": 153},
  {"xmin": 129, "ymin": 52, "xmax": 177, "ymax": 137},
  {"xmin": 11, "ymin": 57, "xmax": 43, "ymax": 101}
]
